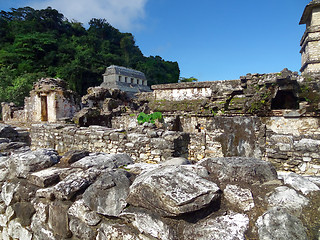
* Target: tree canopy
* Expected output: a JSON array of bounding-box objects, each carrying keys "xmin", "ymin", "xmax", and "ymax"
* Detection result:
[
  {"xmin": 179, "ymin": 77, "xmax": 198, "ymax": 82},
  {"xmin": 0, "ymin": 7, "xmax": 180, "ymax": 105}
]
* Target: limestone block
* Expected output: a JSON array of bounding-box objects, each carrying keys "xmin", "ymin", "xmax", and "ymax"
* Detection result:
[
  {"xmin": 0, "ymin": 206, "xmax": 14, "ymax": 227},
  {"xmin": 224, "ymin": 184, "xmax": 255, "ymax": 212},
  {"xmin": 32, "ymin": 200, "xmax": 49, "ymax": 224},
  {"xmin": 124, "ymin": 163, "xmax": 159, "ymax": 175},
  {"xmin": 60, "ymin": 150, "xmax": 90, "ymax": 164},
  {"xmin": 69, "ymin": 218, "xmax": 96, "ymax": 240},
  {"xmin": 198, "ymin": 157, "xmax": 278, "ymax": 184},
  {"xmin": 96, "ymin": 222, "xmax": 140, "ymax": 240},
  {"xmin": 161, "ymin": 157, "xmax": 191, "ymax": 166},
  {"xmin": 71, "ymin": 153, "xmax": 133, "ymax": 170},
  {"xmin": 68, "ymin": 199, "xmax": 101, "ymax": 226},
  {"xmin": 12, "ymin": 202, "xmax": 35, "ymax": 226},
  {"xmin": 180, "ymin": 165, "xmax": 209, "ymax": 178},
  {"xmin": 9, "ymin": 149, "xmax": 59, "ymax": 179},
  {"xmin": 48, "ymin": 201, "xmax": 71, "ymax": 238},
  {"xmin": 120, "ymin": 207, "xmax": 175, "ymax": 240},
  {"xmin": 0, "ymin": 124, "xmax": 18, "ymax": 139},
  {"xmin": 266, "ymin": 186, "xmax": 309, "ymax": 216},
  {"xmin": 51, "ymin": 168, "xmax": 100, "ymax": 200},
  {"xmin": 8, "ymin": 219, "xmax": 32, "ymax": 240},
  {"xmin": 0, "ymin": 157, "xmax": 10, "ymax": 182},
  {"xmin": 83, "ymin": 170, "xmax": 131, "ymax": 217},
  {"xmin": 283, "ymin": 172, "xmax": 320, "ymax": 195},
  {"xmin": 294, "ymin": 138, "xmax": 320, "ymax": 152},
  {"xmin": 127, "ymin": 165, "xmax": 221, "ymax": 217},
  {"xmin": 256, "ymin": 207, "xmax": 307, "ymax": 240},
  {"xmin": 1, "ymin": 182, "xmax": 20, "ymax": 206},
  {"xmin": 184, "ymin": 212, "xmax": 249, "ymax": 240},
  {"xmin": 27, "ymin": 167, "xmax": 70, "ymax": 187}
]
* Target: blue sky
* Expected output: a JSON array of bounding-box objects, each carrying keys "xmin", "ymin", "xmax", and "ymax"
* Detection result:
[{"xmin": 0, "ymin": 0, "xmax": 311, "ymax": 81}]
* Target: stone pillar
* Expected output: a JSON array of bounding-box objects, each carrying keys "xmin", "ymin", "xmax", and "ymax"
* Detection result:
[{"xmin": 300, "ymin": 0, "xmax": 320, "ymax": 74}]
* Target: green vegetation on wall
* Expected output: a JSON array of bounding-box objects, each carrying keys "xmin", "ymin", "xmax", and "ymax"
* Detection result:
[
  {"xmin": 137, "ymin": 112, "xmax": 163, "ymax": 124},
  {"xmin": 0, "ymin": 7, "xmax": 180, "ymax": 106}
]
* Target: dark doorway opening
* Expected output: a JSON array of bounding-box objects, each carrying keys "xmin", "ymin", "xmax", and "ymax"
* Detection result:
[
  {"xmin": 41, "ymin": 96, "xmax": 48, "ymax": 121},
  {"xmin": 271, "ymin": 91, "xmax": 299, "ymax": 110}
]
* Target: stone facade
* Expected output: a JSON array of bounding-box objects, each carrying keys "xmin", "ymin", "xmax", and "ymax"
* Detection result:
[
  {"xmin": 30, "ymin": 124, "xmax": 190, "ymax": 163},
  {"xmin": 151, "ymin": 81, "xmax": 217, "ymax": 101},
  {"xmin": 145, "ymin": 69, "xmax": 320, "ymax": 117},
  {"xmin": 2, "ymin": 78, "xmax": 79, "ymax": 124},
  {"xmin": 300, "ymin": 0, "xmax": 320, "ymax": 74},
  {"xmin": 111, "ymin": 113, "xmax": 320, "ymax": 175},
  {"xmin": 101, "ymin": 65, "xmax": 151, "ymax": 98},
  {"xmin": 103, "ymin": 65, "xmax": 147, "ymax": 86}
]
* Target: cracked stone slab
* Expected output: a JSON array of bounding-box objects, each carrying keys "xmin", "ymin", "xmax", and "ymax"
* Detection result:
[
  {"xmin": 27, "ymin": 167, "xmax": 70, "ymax": 187},
  {"xmin": 127, "ymin": 165, "xmax": 221, "ymax": 217}
]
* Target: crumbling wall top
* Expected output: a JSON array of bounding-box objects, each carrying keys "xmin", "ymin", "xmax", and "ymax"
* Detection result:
[
  {"xmin": 151, "ymin": 80, "xmax": 240, "ymax": 90},
  {"xmin": 33, "ymin": 78, "xmax": 67, "ymax": 93}
]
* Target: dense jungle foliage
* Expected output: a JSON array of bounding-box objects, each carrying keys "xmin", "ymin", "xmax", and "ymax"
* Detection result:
[{"xmin": 0, "ymin": 7, "xmax": 180, "ymax": 105}]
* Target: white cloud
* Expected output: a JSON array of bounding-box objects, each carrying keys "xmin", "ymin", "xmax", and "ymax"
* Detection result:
[{"xmin": 30, "ymin": 0, "xmax": 148, "ymax": 31}]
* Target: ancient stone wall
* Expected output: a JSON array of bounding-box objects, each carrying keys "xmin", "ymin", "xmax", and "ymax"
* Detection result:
[
  {"xmin": 112, "ymin": 113, "xmax": 320, "ymax": 175},
  {"xmin": 264, "ymin": 117, "xmax": 320, "ymax": 175},
  {"xmin": 30, "ymin": 124, "xmax": 189, "ymax": 163},
  {"xmin": 151, "ymin": 81, "xmax": 227, "ymax": 101}
]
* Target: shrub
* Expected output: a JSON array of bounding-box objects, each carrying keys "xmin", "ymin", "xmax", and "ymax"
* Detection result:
[{"xmin": 137, "ymin": 112, "xmax": 163, "ymax": 124}]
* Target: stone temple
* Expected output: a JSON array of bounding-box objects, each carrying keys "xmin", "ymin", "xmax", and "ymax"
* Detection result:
[
  {"xmin": 300, "ymin": 0, "xmax": 320, "ymax": 74},
  {"xmin": 100, "ymin": 65, "xmax": 151, "ymax": 97},
  {"xmin": 0, "ymin": 2, "xmax": 319, "ymax": 240}
]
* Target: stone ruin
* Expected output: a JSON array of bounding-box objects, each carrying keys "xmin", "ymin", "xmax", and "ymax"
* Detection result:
[
  {"xmin": 0, "ymin": 1, "xmax": 319, "ymax": 239},
  {"xmin": 0, "ymin": 123, "xmax": 319, "ymax": 239},
  {"xmin": 1, "ymin": 78, "xmax": 79, "ymax": 124}
]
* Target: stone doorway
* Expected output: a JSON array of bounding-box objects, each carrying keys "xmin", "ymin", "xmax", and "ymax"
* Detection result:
[
  {"xmin": 271, "ymin": 90, "xmax": 299, "ymax": 110},
  {"xmin": 41, "ymin": 95, "xmax": 48, "ymax": 121}
]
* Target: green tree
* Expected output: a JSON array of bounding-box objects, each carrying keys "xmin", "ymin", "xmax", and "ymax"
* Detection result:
[
  {"xmin": 179, "ymin": 76, "xmax": 198, "ymax": 82},
  {"xmin": 0, "ymin": 7, "xmax": 180, "ymax": 105}
]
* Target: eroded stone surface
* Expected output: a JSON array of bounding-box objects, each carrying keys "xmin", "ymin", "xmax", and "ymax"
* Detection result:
[
  {"xmin": 1, "ymin": 182, "xmax": 20, "ymax": 206},
  {"xmin": 69, "ymin": 218, "xmax": 96, "ymax": 240},
  {"xmin": 266, "ymin": 186, "xmax": 309, "ymax": 216},
  {"xmin": 68, "ymin": 199, "xmax": 101, "ymax": 226},
  {"xmin": 127, "ymin": 165, "xmax": 221, "ymax": 216},
  {"xmin": 283, "ymin": 172, "xmax": 320, "ymax": 195},
  {"xmin": 83, "ymin": 169, "xmax": 131, "ymax": 217},
  {"xmin": 71, "ymin": 153, "xmax": 133, "ymax": 170},
  {"xmin": 60, "ymin": 150, "xmax": 90, "ymax": 165},
  {"xmin": 256, "ymin": 207, "xmax": 307, "ymax": 240},
  {"xmin": 38, "ymin": 168, "xmax": 100, "ymax": 200},
  {"xmin": 7, "ymin": 219, "xmax": 32, "ymax": 240},
  {"xmin": 48, "ymin": 201, "xmax": 72, "ymax": 238},
  {"xmin": 120, "ymin": 207, "xmax": 175, "ymax": 240},
  {"xmin": 96, "ymin": 223, "xmax": 139, "ymax": 240},
  {"xmin": 198, "ymin": 157, "xmax": 278, "ymax": 184},
  {"xmin": 224, "ymin": 184, "xmax": 255, "ymax": 212},
  {"xmin": 27, "ymin": 167, "xmax": 70, "ymax": 188},
  {"xmin": 9, "ymin": 149, "xmax": 59, "ymax": 178},
  {"xmin": 184, "ymin": 212, "xmax": 249, "ymax": 240}
]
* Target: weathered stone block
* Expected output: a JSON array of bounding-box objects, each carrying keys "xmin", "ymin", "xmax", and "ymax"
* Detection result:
[
  {"xmin": 198, "ymin": 157, "xmax": 278, "ymax": 184},
  {"xmin": 83, "ymin": 170, "xmax": 131, "ymax": 217},
  {"xmin": 48, "ymin": 201, "xmax": 72, "ymax": 238},
  {"xmin": 127, "ymin": 165, "xmax": 221, "ymax": 216},
  {"xmin": 184, "ymin": 212, "xmax": 249, "ymax": 240}
]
